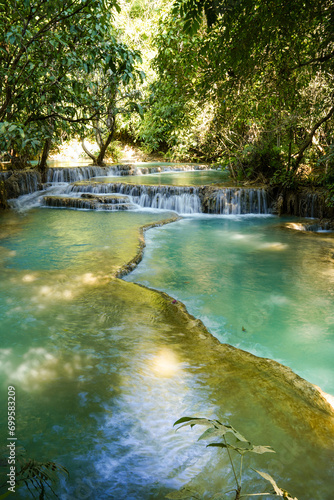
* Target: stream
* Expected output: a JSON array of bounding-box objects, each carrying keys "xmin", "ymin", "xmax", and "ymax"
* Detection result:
[{"xmin": 0, "ymin": 164, "xmax": 333, "ymax": 499}]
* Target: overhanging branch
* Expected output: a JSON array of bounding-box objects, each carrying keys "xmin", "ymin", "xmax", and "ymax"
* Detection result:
[{"xmin": 293, "ymin": 104, "xmax": 334, "ymax": 169}]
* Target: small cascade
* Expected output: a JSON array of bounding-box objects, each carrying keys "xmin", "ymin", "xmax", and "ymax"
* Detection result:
[
  {"xmin": 286, "ymin": 220, "xmax": 334, "ymax": 232},
  {"xmin": 46, "ymin": 165, "xmax": 127, "ymax": 183},
  {"xmin": 4, "ymin": 170, "xmax": 41, "ymax": 198},
  {"xmin": 19, "ymin": 171, "xmax": 41, "ymax": 194},
  {"xmin": 0, "ymin": 171, "xmax": 13, "ymax": 181},
  {"xmin": 303, "ymin": 192, "xmax": 320, "ymax": 218},
  {"xmin": 204, "ymin": 188, "xmax": 269, "ymax": 214},
  {"xmin": 282, "ymin": 189, "xmax": 334, "ymax": 219},
  {"xmin": 133, "ymin": 164, "xmax": 210, "ymax": 175},
  {"xmin": 69, "ymin": 183, "xmax": 202, "ymax": 214}
]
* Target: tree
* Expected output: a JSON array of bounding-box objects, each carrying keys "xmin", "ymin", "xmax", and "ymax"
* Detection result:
[
  {"xmin": 80, "ymin": 39, "xmax": 144, "ymax": 165},
  {"xmin": 174, "ymin": 0, "xmax": 334, "ymax": 172},
  {"xmin": 0, "ymin": 0, "xmax": 144, "ymax": 173}
]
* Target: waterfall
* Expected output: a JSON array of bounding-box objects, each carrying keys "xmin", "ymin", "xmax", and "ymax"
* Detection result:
[
  {"xmin": 4, "ymin": 170, "xmax": 41, "ymax": 197},
  {"xmin": 303, "ymin": 192, "xmax": 319, "ymax": 218},
  {"xmin": 8, "ymin": 167, "xmax": 273, "ymax": 216},
  {"xmin": 46, "ymin": 166, "xmax": 123, "ymax": 183},
  {"xmin": 69, "ymin": 183, "xmax": 202, "ymax": 214},
  {"xmin": 19, "ymin": 171, "xmax": 41, "ymax": 194},
  {"xmin": 0, "ymin": 171, "xmax": 12, "ymax": 181},
  {"xmin": 206, "ymin": 188, "xmax": 269, "ymax": 214},
  {"xmin": 46, "ymin": 163, "xmax": 211, "ymax": 183},
  {"xmin": 284, "ymin": 190, "xmax": 332, "ymax": 219}
]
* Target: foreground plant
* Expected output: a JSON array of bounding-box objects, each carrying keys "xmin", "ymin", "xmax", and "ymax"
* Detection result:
[
  {"xmin": 0, "ymin": 446, "xmax": 68, "ymax": 500},
  {"xmin": 166, "ymin": 417, "xmax": 297, "ymax": 500}
]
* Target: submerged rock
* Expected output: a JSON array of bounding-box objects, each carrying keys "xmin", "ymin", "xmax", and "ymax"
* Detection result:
[
  {"xmin": 80, "ymin": 193, "xmax": 130, "ymax": 204},
  {"xmin": 285, "ymin": 218, "xmax": 334, "ymax": 233},
  {"xmin": 43, "ymin": 195, "xmax": 134, "ymax": 211}
]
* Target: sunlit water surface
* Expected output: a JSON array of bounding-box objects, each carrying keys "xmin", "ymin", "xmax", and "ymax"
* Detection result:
[{"xmin": 0, "ymin": 209, "xmax": 333, "ymax": 499}]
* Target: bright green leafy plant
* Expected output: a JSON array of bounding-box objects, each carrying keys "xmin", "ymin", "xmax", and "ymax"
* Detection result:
[{"xmin": 166, "ymin": 416, "xmax": 298, "ymax": 500}]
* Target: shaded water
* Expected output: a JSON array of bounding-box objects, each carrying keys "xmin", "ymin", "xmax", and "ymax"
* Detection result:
[
  {"xmin": 0, "ymin": 209, "xmax": 334, "ymax": 499},
  {"xmin": 127, "ymin": 216, "xmax": 334, "ymax": 395}
]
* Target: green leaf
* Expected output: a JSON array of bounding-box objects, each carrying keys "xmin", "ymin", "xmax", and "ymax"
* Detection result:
[
  {"xmin": 173, "ymin": 417, "xmax": 215, "ymax": 430},
  {"xmin": 253, "ymin": 470, "xmax": 298, "ymax": 498},
  {"xmin": 250, "ymin": 445, "xmax": 276, "ymax": 455},
  {"xmin": 207, "ymin": 442, "xmax": 251, "ymax": 455},
  {"xmin": 207, "ymin": 442, "xmax": 228, "ymax": 450},
  {"xmin": 254, "ymin": 469, "xmax": 282, "ymax": 495}
]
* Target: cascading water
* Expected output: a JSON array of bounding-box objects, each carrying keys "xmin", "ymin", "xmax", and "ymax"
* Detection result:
[
  {"xmin": 46, "ymin": 165, "xmax": 123, "ymax": 183},
  {"xmin": 205, "ymin": 188, "xmax": 269, "ymax": 215},
  {"xmin": 2, "ymin": 165, "xmax": 334, "ymax": 499},
  {"xmin": 68, "ymin": 183, "xmax": 202, "ymax": 214},
  {"xmin": 8, "ymin": 165, "xmax": 273, "ymax": 216},
  {"xmin": 3, "ymin": 170, "xmax": 41, "ymax": 196}
]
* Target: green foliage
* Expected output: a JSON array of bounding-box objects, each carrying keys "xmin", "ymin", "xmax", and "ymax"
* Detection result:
[
  {"xmin": 0, "ymin": 121, "xmax": 47, "ymax": 165},
  {"xmin": 270, "ymin": 168, "xmax": 301, "ymax": 190},
  {"xmin": 0, "ymin": 0, "xmax": 145, "ymax": 166},
  {"xmin": 166, "ymin": 416, "xmax": 298, "ymax": 500},
  {"xmin": 141, "ymin": 0, "xmax": 334, "ymax": 183},
  {"xmin": 237, "ymin": 144, "xmax": 284, "ymax": 182}
]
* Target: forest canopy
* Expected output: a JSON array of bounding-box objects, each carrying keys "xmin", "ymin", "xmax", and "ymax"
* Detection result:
[{"xmin": 1, "ymin": 0, "xmax": 334, "ymax": 190}]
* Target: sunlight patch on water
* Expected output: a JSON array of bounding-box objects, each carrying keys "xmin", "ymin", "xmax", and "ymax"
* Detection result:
[
  {"xmin": 258, "ymin": 242, "xmax": 289, "ymax": 251},
  {"xmin": 149, "ymin": 348, "xmax": 181, "ymax": 378},
  {"xmin": 0, "ymin": 347, "xmax": 89, "ymax": 391}
]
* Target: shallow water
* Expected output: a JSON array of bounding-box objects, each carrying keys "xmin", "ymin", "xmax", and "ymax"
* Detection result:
[
  {"xmin": 94, "ymin": 169, "xmax": 230, "ymax": 186},
  {"xmin": 0, "ymin": 209, "xmax": 334, "ymax": 500},
  {"xmin": 127, "ymin": 215, "xmax": 334, "ymax": 395}
]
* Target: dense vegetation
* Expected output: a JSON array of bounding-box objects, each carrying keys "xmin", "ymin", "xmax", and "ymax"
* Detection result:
[
  {"xmin": 0, "ymin": 0, "xmax": 143, "ymax": 173},
  {"xmin": 1, "ymin": 0, "xmax": 334, "ymax": 191}
]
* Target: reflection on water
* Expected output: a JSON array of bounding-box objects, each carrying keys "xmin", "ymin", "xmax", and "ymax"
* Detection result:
[
  {"xmin": 0, "ymin": 209, "xmax": 333, "ymax": 499},
  {"xmin": 128, "ymin": 216, "xmax": 334, "ymax": 396}
]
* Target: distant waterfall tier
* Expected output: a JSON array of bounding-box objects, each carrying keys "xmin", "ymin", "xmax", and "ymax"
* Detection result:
[
  {"xmin": 46, "ymin": 163, "xmax": 211, "ymax": 183},
  {"xmin": 46, "ymin": 165, "xmax": 127, "ymax": 183},
  {"xmin": 203, "ymin": 187, "xmax": 270, "ymax": 215},
  {"xmin": 69, "ymin": 183, "xmax": 202, "ymax": 214}
]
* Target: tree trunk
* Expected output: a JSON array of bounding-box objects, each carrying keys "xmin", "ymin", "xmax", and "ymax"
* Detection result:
[
  {"xmin": 96, "ymin": 129, "xmax": 114, "ymax": 165},
  {"xmin": 96, "ymin": 117, "xmax": 116, "ymax": 166},
  {"xmin": 38, "ymin": 137, "xmax": 52, "ymax": 183}
]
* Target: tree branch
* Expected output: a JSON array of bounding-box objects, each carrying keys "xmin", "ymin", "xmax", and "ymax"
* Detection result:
[
  {"xmin": 81, "ymin": 138, "xmax": 97, "ymax": 162},
  {"xmin": 293, "ymin": 104, "xmax": 334, "ymax": 169},
  {"xmin": 289, "ymin": 49, "xmax": 334, "ymax": 71}
]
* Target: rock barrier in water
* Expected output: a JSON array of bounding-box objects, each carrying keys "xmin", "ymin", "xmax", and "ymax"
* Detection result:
[
  {"xmin": 43, "ymin": 194, "xmax": 134, "ymax": 211},
  {"xmin": 0, "ymin": 170, "xmax": 41, "ymax": 201},
  {"xmin": 3, "ymin": 165, "xmax": 334, "ymax": 219}
]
